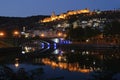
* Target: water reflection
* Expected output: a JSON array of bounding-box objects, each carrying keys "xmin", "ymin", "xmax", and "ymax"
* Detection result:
[
  {"xmin": 41, "ymin": 48, "xmax": 120, "ymax": 80},
  {"xmin": 42, "ymin": 58, "xmax": 93, "ymax": 73},
  {"xmin": 42, "ymin": 49, "xmax": 120, "ymax": 73},
  {"xmin": 0, "ymin": 48, "xmax": 120, "ymax": 80},
  {"xmin": 14, "ymin": 58, "xmax": 19, "ymax": 68}
]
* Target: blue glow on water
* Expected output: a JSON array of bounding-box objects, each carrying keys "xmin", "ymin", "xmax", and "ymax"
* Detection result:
[
  {"xmin": 54, "ymin": 43, "xmax": 57, "ymax": 49},
  {"xmin": 41, "ymin": 43, "xmax": 44, "ymax": 49},
  {"xmin": 66, "ymin": 41, "xmax": 68, "ymax": 44},
  {"xmin": 47, "ymin": 43, "xmax": 50, "ymax": 49},
  {"xmin": 58, "ymin": 40, "xmax": 71, "ymax": 44}
]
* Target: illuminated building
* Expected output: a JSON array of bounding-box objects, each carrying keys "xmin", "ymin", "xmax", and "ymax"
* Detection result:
[{"xmin": 41, "ymin": 8, "xmax": 90, "ymax": 23}]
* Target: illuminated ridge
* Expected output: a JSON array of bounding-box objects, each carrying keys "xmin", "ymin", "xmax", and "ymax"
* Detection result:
[{"xmin": 41, "ymin": 8, "xmax": 90, "ymax": 23}]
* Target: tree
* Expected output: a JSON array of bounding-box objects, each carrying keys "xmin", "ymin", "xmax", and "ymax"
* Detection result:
[
  {"xmin": 103, "ymin": 20, "xmax": 120, "ymax": 36},
  {"xmin": 103, "ymin": 20, "xmax": 120, "ymax": 44},
  {"xmin": 67, "ymin": 27, "xmax": 101, "ymax": 41},
  {"xmin": 84, "ymin": 27, "xmax": 101, "ymax": 38},
  {"xmin": 67, "ymin": 27, "xmax": 84, "ymax": 41}
]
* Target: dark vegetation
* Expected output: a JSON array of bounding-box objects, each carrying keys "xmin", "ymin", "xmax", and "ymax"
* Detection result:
[{"xmin": 0, "ymin": 15, "xmax": 48, "ymax": 36}]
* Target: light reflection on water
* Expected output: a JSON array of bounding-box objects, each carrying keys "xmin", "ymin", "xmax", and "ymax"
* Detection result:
[{"xmin": 0, "ymin": 48, "xmax": 120, "ymax": 80}]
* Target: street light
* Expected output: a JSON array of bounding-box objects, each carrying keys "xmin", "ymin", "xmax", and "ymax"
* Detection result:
[
  {"xmin": 58, "ymin": 32, "xmax": 62, "ymax": 37},
  {"xmin": 0, "ymin": 32, "xmax": 5, "ymax": 37},
  {"xmin": 13, "ymin": 31, "xmax": 19, "ymax": 36},
  {"xmin": 86, "ymin": 39, "xmax": 89, "ymax": 43},
  {"xmin": 40, "ymin": 33, "xmax": 45, "ymax": 37},
  {"xmin": 63, "ymin": 34, "xmax": 67, "ymax": 38},
  {"xmin": 13, "ymin": 31, "xmax": 20, "ymax": 46}
]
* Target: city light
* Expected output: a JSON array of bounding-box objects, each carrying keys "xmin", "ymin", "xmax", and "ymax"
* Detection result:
[
  {"xmin": 15, "ymin": 62, "xmax": 19, "ymax": 68},
  {"xmin": 52, "ymin": 38, "xmax": 59, "ymax": 43},
  {"xmin": 15, "ymin": 58, "xmax": 19, "ymax": 68},
  {"xmin": 40, "ymin": 33, "xmax": 45, "ymax": 37},
  {"xmin": 14, "ymin": 31, "xmax": 19, "ymax": 35},
  {"xmin": 58, "ymin": 32, "xmax": 62, "ymax": 37},
  {"xmin": 0, "ymin": 32, "xmax": 4, "ymax": 37},
  {"xmin": 86, "ymin": 40, "xmax": 89, "ymax": 42},
  {"xmin": 63, "ymin": 34, "xmax": 67, "ymax": 38},
  {"xmin": 13, "ymin": 31, "xmax": 19, "ymax": 36}
]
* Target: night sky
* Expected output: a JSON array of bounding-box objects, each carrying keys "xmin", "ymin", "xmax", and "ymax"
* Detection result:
[{"xmin": 0, "ymin": 0, "xmax": 120, "ymax": 17}]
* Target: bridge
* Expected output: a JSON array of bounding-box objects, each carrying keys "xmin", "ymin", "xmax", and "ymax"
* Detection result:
[
  {"xmin": 18, "ymin": 37, "xmax": 71, "ymax": 54},
  {"xmin": 0, "ymin": 36, "xmax": 71, "ymax": 55}
]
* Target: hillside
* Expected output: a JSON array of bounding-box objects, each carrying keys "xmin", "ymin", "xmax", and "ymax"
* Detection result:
[{"xmin": 0, "ymin": 15, "xmax": 48, "ymax": 31}]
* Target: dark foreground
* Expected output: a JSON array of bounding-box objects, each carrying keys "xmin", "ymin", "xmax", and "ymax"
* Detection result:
[{"xmin": 0, "ymin": 46, "xmax": 120, "ymax": 80}]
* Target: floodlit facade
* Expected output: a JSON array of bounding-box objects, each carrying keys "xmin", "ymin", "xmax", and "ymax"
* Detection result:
[{"xmin": 41, "ymin": 8, "xmax": 90, "ymax": 23}]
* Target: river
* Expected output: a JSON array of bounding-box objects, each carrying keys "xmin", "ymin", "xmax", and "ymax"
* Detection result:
[{"xmin": 0, "ymin": 46, "xmax": 120, "ymax": 80}]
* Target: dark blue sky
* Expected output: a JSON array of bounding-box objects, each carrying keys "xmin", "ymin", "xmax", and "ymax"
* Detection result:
[{"xmin": 0, "ymin": 0, "xmax": 120, "ymax": 17}]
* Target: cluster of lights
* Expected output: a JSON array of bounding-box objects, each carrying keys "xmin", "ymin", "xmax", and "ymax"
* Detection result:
[
  {"xmin": 0, "ymin": 30, "xmax": 20, "ymax": 37},
  {"xmin": 41, "ymin": 8, "xmax": 90, "ymax": 23},
  {"xmin": 52, "ymin": 38, "xmax": 71, "ymax": 44},
  {"xmin": 42, "ymin": 58, "xmax": 95, "ymax": 73},
  {"xmin": 39, "ymin": 32, "xmax": 67, "ymax": 38},
  {"xmin": 53, "ymin": 49, "xmax": 64, "ymax": 54},
  {"xmin": 15, "ymin": 58, "xmax": 19, "ymax": 68},
  {"xmin": 22, "ymin": 46, "xmax": 35, "ymax": 54}
]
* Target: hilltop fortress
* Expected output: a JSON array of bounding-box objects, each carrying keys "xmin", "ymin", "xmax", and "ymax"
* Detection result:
[{"xmin": 41, "ymin": 8, "xmax": 90, "ymax": 23}]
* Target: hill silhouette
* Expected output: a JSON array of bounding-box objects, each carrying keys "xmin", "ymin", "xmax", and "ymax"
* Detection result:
[{"xmin": 0, "ymin": 15, "xmax": 48, "ymax": 31}]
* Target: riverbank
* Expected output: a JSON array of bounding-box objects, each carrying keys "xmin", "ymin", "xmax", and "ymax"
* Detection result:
[
  {"xmin": 57, "ymin": 43, "xmax": 120, "ymax": 50},
  {"xmin": 0, "ymin": 40, "xmax": 15, "ymax": 48},
  {"xmin": 0, "ymin": 47, "xmax": 22, "ymax": 56}
]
